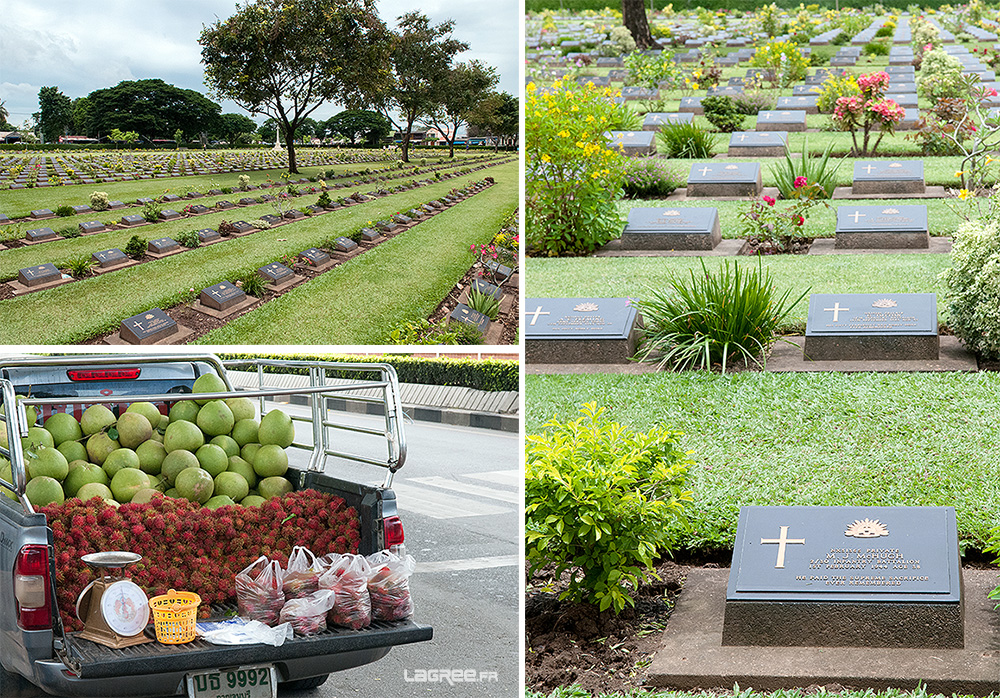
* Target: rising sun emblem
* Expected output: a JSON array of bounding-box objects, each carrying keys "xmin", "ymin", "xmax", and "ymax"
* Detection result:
[
  {"xmin": 882, "ymin": 208, "xmax": 900, "ymax": 215},
  {"xmin": 872, "ymin": 298, "xmax": 898, "ymax": 308},
  {"xmin": 574, "ymin": 302, "xmax": 599, "ymax": 312},
  {"xmin": 844, "ymin": 518, "xmax": 889, "ymax": 538}
]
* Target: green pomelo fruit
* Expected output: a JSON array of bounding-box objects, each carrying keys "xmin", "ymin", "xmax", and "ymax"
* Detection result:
[
  {"xmin": 86, "ymin": 433, "xmax": 119, "ymax": 465},
  {"xmin": 1, "ymin": 398, "xmax": 37, "ymax": 428},
  {"xmin": 161, "ymin": 450, "xmax": 200, "ymax": 485},
  {"xmin": 192, "ymin": 374, "xmax": 227, "ymax": 405},
  {"xmin": 258, "ymin": 410, "xmax": 294, "ymax": 448},
  {"xmin": 241, "ymin": 495, "xmax": 266, "ymax": 507},
  {"xmin": 225, "ymin": 397, "xmax": 255, "ymax": 423},
  {"xmin": 195, "ymin": 444, "xmax": 229, "ymax": 477},
  {"xmin": 126, "ymin": 402, "xmax": 163, "ymax": 428},
  {"xmin": 43, "ymin": 412, "xmax": 83, "ymax": 445},
  {"xmin": 136, "ymin": 440, "xmax": 167, "ymax": 475},
  {"xmin": 110, "ymin": 468, "xmax": 150, "ymax": 503},
  {"xmin": 150, "ymin": 431, "xmax": 164, "ymax": 444},
  {"xmin": 115, "ymin": 412, "xmax": 152, "ymax": 450},
  {"xmin": 204, "ymin": 494, "xmax": 236, "ymax": 510},
  {"xmin": 64, "ymin": 462, "xmax": 108, "ymax": 498},
  {"xmin": 0, "ymin": 459, "xmax": 16, "ymax": 500},
  {"xmin": 252, "ymin": 444, "xmax": 288, "ymax": 478},
  {"xmin": 26, "ymin": 476, "xmax": 64, "ymax": 506},
  {"xmin": 24, "ymin": 427, "xmax": 55, "ymax": 451},
  {"xmin": 168, "ymin": 401, "xmax": 200, "ymax": 424},
  {"xmin": 103, "ymin": 449, "xmax": 140, "ymax": 478},
  {"xmin": 157, "ymin": 415, "xmax": 170, "ymax": 431},
  {"xmin": 214, "ymin": 471, "xmax": 249, "ymax": 502},
  {"xmin": 67, "ymin": 459, "xmax": 88, "ymax": 473},
  {"xmin": 81, "ymin": 405, "xmax": 117, "ymax": 436},
  {"xmin": 164, "ymin": 420, "xmax": 204, "ymax": 453},
  {"xmin": 240, "ymin": 443, "xmax": 261, "ymax": 465},
  {"xmin": 196, "ymin": 400, "xmax": 234, "ymax": 437},
  {"xmin": 227, "ymin": 456, "xmax": 257, "ymax": 489},
  {"xmin": 210, "ymin": 435, "xmax": 239, "ymax": 458},
  {"xmin": 57, "ymin": 440, "xmax": 88, "ymax": 463},
  {"xmin": 130, "ymin": 488, "xmax": 162, "ymax": 504},
  {"xmin": 164, "ymin": 488, "xmax": 180, "ymax": 499},
  {"xmin": 231, "ymin": 419, "xmax": 259, "ymax": 447},
  {"xmin": 258, "ymin": 476, "xmax": 293, "ymax": 499},
  {"xmin": 27, "ymin": 446, "xmax": 69, "ymax": 481},
  {"xmin": 175, "ymin": 467, "xmax": 214, "ymax": 504}
]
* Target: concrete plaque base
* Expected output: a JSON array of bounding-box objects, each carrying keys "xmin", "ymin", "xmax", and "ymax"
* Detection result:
[
  {"xmin": 687, "ymin": 179, "xmax": 762, "ymax": 197},
  {"xmin": 835, "ymin": 231, "xmax": 930, "ymax": 249},
  {"xmin": 852, "ymin": 180, "xmax": 926, "ymax": 195},
  {"xmin": 526, "ymin": 331, "xmax": 642, "ymax": 365},
  {"xmin": 621, "ymin": 227, "xmax": 721, "ymax": 251},
  {"xmin": 803, "ymin": 334, "xmax": 940, "ymax": 361}
]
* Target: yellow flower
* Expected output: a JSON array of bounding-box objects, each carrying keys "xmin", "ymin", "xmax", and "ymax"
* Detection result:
[
  {"xmin": 987, "ymin": 156, "xmax": 994, "ymax": 165},
  {"xmin": 558, "ymin": 130, "xmax": 570, "ymax": 138},
  {"xmin": 541, "ymin": 154, "xmax": 551, "ymax": 163},
  {"xmin": 959, "ymin": 189, "xmax": 970, "ymax": 200},
  {"xmin": 955, "ymin": 170, "xmax": 964, "ymax": 178},
  {"xmin": 692, "ymin": 82, "xmax": 699, "ymax": 90}
]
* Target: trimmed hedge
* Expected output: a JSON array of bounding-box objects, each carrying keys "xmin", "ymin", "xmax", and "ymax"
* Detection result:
[
  {"xmin": 527, "ymin": 0, "xmax": 956, "ymax": 12},
  {"xmin": 219, "ymin": 353, "xmax": 518, "ymax": 393}
]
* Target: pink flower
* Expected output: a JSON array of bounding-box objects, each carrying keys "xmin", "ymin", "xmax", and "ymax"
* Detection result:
[
  {"xmin": 763, "ymin": 195, "xmax": 776, "ymax": 206},
  {"xmin": 793, "ymin": 176, "xmax": 807, "ymax": 189}
]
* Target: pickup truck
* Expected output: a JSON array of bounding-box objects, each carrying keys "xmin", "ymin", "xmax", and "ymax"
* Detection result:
[{"xmin": 0, "ymin": 353, "xmax": 433, "ymax": 698}]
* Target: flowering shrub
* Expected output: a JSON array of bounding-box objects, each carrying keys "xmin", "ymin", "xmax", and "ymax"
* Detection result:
[
  {"xmin": 918, "ymin": 49, "xmax": 969, "ymax": 103},
  {"xmin": 816, "ymin": 71, "xmax": 859, "ymax": 114},
  {"xmin": 910, "ymin": 16, "xmax": 940, "ymax": 60},
  {"xmin": 737, "ymin": 177, "xmax": 827, "ymax": 252},
  {"xmin": 89, "ymin": 191, "xmax": 110, "ymax": 212},
  {"xmin": 624, "ymin": 51, "xmax": 682, "ymax": 90},
  {"xmin": 42, "ymin": 491, "xmax": 360, "ymax": 629},
  {"xmin": 526, "ymin": 81, "xmax": 627, "ymax": 256},
  {"xmin": 940, "ymin": 218, "xmax": 1000, "ymax": 358},
  {"xmin": 749, "ymin": 40, "xmax": 809, "ymax": 87},
  {"xmin": 832, "ymin": 71, "xmax": 904, "ymax": 157},
  {"xmin": 471, "ymin": 210, "xmax": 518, "ymax": 288}
]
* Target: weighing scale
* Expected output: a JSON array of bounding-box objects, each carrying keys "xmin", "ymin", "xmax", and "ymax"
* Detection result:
[{"xmin": 76, "ymin": 551, "xmax": 153, "ymax": 648}]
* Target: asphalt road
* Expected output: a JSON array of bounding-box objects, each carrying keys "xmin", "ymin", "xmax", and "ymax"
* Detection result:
[{"xmin": 276, "ymin": 405, "xmax": 522, "ymax": 698}]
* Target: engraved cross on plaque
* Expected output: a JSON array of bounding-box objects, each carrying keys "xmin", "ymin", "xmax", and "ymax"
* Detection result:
[
  {"xmin": 761, "ymin": 526, "xmax": 805, "ymax": 568},
  {"xmin": 824, "ymin": 302, "xmax": 849, "ymax": 322},
  {"xmin": 527, "ymin": 305, "xmax": 550, "ymax": 326},
  {"xmin": 763, "ymin": 112, "xmax": 772, "ymax": 119},
  {"xmin": 848, "ymin": 210, "xmax": 866, "ymax": 223},
  {"xmin": 862, "ymin": 164, "xmax": 877, "ymax": 174},
  {"xmin": 698, "ymin": 166, "xmax": 712, "ymax": 176}
]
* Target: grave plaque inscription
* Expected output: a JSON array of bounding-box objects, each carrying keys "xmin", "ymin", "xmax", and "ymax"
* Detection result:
[
  {"xmin": 525, "ymin": 298, "xmax": 642, "ymax": 364},
  {"xmin": 803, "ymin": 293, "xmax": 939, "ymax": 360}
]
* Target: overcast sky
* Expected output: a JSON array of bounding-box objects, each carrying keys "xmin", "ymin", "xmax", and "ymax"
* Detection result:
[{"xmin": 0, "ymin": 0, "xmax": 519, "ymax": 131}]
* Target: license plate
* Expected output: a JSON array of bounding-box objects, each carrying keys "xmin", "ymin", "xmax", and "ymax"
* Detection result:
[{"xmin": 186, "ymin": 665, "xmax": 277, "ymax": 698}]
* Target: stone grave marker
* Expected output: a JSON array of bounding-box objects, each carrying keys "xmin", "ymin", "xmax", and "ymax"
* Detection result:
[
  {"xmin": 621, "ymin": 206, "xmax": 721, "ymax": 250},
  {"xmin": 728, "ymin": 131, "xmax": 787, "ymax": 157},
  {"xmin": 334, "ymin": 236, "xmax": 358, "ymax": 252},
  {"xmin": 724, "ymin": 505, "xmax": 961, "ymax": 647},
  {"xmin": 852, "ymin": 161, "xmax": 925, "ymax": 194},
  {"xmin": 158, "ymin": 210, "xmax": 181, "ymax": 221},
  {"xmin": 678, "ymin": 97, "xmax": 703, "ymax": 114},
  {"xmin": 148, "ymin": 237, "xmax": 180, "ymax": 254},
  {"xmin": 71, "ymin": 205, "xmax": 92, "ymax": 215},
  {"xmin": 804, "ymin": 293, "xmax": 938, "ymax": 360},
  {"xmin": 361, "ymin": 227, "xmax": 380, "ymax": 241},
  {"xmin": 25, "ymin": 227, "xmax": 58, "ymax": 243},
  {"xmin": 196, "ymin": 228, "xmax": 221, "ymax": 243},
  {"xmin": 472, "ymin": 277, "xmax": 502, "ymax": 301},
  {"xmin": 79, "ymin": 221, "xmax": 107, "ymax": 234},
  {"xmin": 238, "ymin": 197, "xmax": 257, "ymax": 206},
  {"xmin": 791, "ymin": 85, "xmax": 821, "ymax": 96},
  {"xmin": 92, "ymin": 248, "xmax": 128, "ymax": 268},
  {"xmin": 526, "ymin": 298, "xmax": 642, "ymax": 364},
  {"xmin": 776, "ymin": 95, "xmax": 819, "ymax": 113},
  {"xmin": 687, "ymin": 162, "xmax": 762, "ymax": 197},
  {"xmin": 199, "ymin": 281, "xmax": 247, "ymax": 311},
  {"xmin": 259, "ymin": 214, "xmax": 282, "ymax": 226},
  {"xmin": 258, "ymin": 262, "xmax": 294, "ymax": 285},
  {"xmin": 449, "ymin": 304, "xmax": 491, "ymax": 333},
  {"xmin": 30, "ymin": 209, "xmax": 55, "ymax": 220},
  {"xmin": 120, "ymin": 308, "xmax": 178, "ymax": 345},
  {"xmin": 756, "ymin": 110, "xmax": 807, "ymax": 132},
  {"xmin": 299, "ymin": 247, "xmax": 331, "ymax": 268},
  {"xmin": 483, "ymin": 259, "xmax": 513, "ymax": 283},
  {"xmin": 136, "ymin": 197, "xmax": 155, "ymax": 205},
  {"xmin": 577, "ymin": 75, "xmax": 611, "ymax": 87},
  {"xmin": 18, "ymin": 263, "xmax": 61, "ymax": 288},
  {"xmin": 188, "ymin": 204, "xmax": 211, "ymax": 215},
  {"xmin": 283, "ymin": 209, "xmax": 305, "ymax": 220},
  {"xmin": 162, "ymin": 194, "xmax": 181, "ymax": 203},
  {"xmin": 621, "ymin": 86, "xmax": 659, "ymax": 101},
  {"xmin": 885, "ymin": 93, "xmax": 918, "ymax": 107},
  {"xmin": 835, "ymin": 204, "xmax": 929, "ymax": 249},
  {"xmin": 120, "ymin": 214, "xmax": 145, "ymax": 227},
  {"xmin": 642, "ymin": 112, "xmax": 693, "ymax": 131},
  {"xmin": 216, "ymin": 200, "xmax": 235, "ymax": 209},
  {"xmin": 392, "ymin": 213, "xmax": 413, "ymax": 225},
  {"xmin": 230, "ymin": 220, "xmax": 254, "ymax": 234},
  {"xmin": 108, "ymin": 200, "xmax": 126, "ymax": 209}
]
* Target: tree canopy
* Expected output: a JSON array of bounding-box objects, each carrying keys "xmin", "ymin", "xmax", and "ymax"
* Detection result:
[
  {"xmin": 38, "ymin": 86, "xmax": 73, "ymax": 143},
  {"xmin": 325, "ymin": 110, "xmax": 391, "ymax": 146},
  {"xmin": 425, "ymin": 61, "xmax": 498, "ymax": 158},
  {"xmin": 467, "ymin": 91, "xmax": 519, "ymax": 146},
  {"xmin": 86, "ymin": 79, "xmax": 222, "ymax": 140},
  {"xmin": 215, "ymin": 113, "xmax": 259, "ymax": 145},
  {"xmin": 200, "ymin": 0, "xmax": 392, "ymax": 173}
]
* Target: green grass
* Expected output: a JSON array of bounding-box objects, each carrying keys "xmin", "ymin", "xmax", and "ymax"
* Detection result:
[
  {"xmin": 528, "ymin": 686, "xmax": 980, "ymax": 698},
  {"xmin": 526, "ymin": 254, "xmax": 952, "ymax": 329},
  {"xmin": 198, "ymin": 161, "xmax": 518, "ymax": 344},
  {"xmin": 526, "ymin": 370, "xmax": 1000, "ymax": 551},
  {"xmin": 0, "ymin": 161, "xmax": 513, "ymax": 344}
]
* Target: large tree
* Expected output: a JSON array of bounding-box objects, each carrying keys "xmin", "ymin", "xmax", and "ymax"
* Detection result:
[
  {"xmin": 622, "ymin": 0, "xmax": 660, "ymax": 50},
  {"xmin": 375, "ymin": 12, "xmax": 468, "ymax": 163},
  {"xmin": 424, "ymin": 61, "xmax": 498, "ymax": 158},
  {"xmin": 216, "ymin": 112, "xmax": 258, "ymax": 145},
  {"xmin": 467, "ymin": 91, "xmax": 519, "ymax": 148},
  {"xmin": 325, "ymin": 110, "xmax": 391, "ymax": 146},
  {"xmin": 70, "ymin": 97, "xmax": 93, "ymax": 136},
  {"xmin": 200, "ymin": 0, "xmax": 391, "ymax": 174},
  {"xmin": 37, "ymin": 86, "xmax": 73, "ymax": 143},
  {"xmin": 87, "ymin": 79, "xmax": 222, "ymax": 140}
]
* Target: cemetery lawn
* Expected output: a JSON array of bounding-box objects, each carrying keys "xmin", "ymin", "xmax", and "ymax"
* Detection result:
[
  {"xmin": 0, "ymin": 161, "xmax": 513, "ymax": 344},
  {"xmin": 197, "ymin": 161, "xmax": 518, "ymax": 344},
  {"xmin": 526, "ymin": 254, "xmax": 952, "ymax": 329},
  {"xmin": 525, "ymin": 370, "xmax": 1000, "ymax": 552}
]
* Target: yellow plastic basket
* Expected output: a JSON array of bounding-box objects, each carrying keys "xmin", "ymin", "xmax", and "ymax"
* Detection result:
[{"xmin": 148, "ymin": 589, "xmax": 201, "ymax": 644}]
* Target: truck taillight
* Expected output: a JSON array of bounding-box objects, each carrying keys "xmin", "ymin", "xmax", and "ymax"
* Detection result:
[
  {"xmin": 384, "ymin": 515, "xmax": 405, "ymax": 548},
  {"xmin": 66, "ymin": 368, "xmax": 141, "ymax": 381},
  {"xmin": 14, "ymin": 544, "xmax": 52, "ymax": 631}
]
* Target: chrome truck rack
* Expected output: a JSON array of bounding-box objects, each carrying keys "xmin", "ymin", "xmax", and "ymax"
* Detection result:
[{"xmin": 0, "ymin": 354, "xmax": 407, "ymax": 516}]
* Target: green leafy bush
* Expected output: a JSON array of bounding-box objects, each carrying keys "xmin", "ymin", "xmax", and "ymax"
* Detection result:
[
  {"xmin": 862, "ymin": 40, "xmax": 890, "ymax": 56},
  {"xmin": 621, "ymin": 158, "xmax": 683, "ymax": 198},
  {"xmin": 89, "ymin": 191, "xmax": 110, "ymax": 211},
  {"xmin": 65, "ymin": 255, "xmax": 95, "ymax": 279},
  {"xmin": 141, "ymin": 202, "xmax": 161, "ymax": 223},
  {"xmin": 701, "ymin": 95, "xmax": 747, "ymax": 132},
  {"xmin": 175, "ymin": 230, "xmax": 200, "ymax": 248},
  {"xmin": 234, "ymin": 270, "xmax": 266, "ymax": 297},
  {"xmin": 386, "ymin": 318, "xmax": 481, "ymax": 345},
  {"xmin": 749, "ymin": 39, "xmax": 809, "ymax": 86},
  {"xmin": 656, "ymin": 122, "xmax": 717, "ymax": 158},
  {"xmin": 941, "ymin": 219, "xmax": 1000, "ymax": 358},
  {"xmin": 816, "ymin": 71, "xmax": 858, "ymax": 114},
  {"xmin": 526, "ymin": 81, "xmax": 627, "ymax": 257},
  {"xmin": 55, "ymin": 205, "xmax": 74, "ymax": 217},
  {"xmin": 123, "ymin": 235, "xmax": 147, "ymax": 259},
  {"xmin": 525, "ymin": 402, "xmax": 693, "ymax": 613},
  {"xmin": 918, "ymin": 49, "xmax": 970, "ymax": 102},
  {"xmin": 636, "ymin": 258, "xmax": 808, "ymax": 371},
  {"xmin": 467, "ymin": 288, "xmax": 500, "ymax": 320},
  {"xmin": 623, "ymin": 51, "xmax": 681, "ymax": 90}
]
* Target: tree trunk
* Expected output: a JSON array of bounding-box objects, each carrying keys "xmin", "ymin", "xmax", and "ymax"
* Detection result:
[
  {"xmin": 448, "ymin": 138, "xmax": 455, "ymax": 158},
  {"xmin": 622, "ymin": 0, "xmax": 660, "ymax": 50},
  {"xmin": 285, "ymin": 132, "xmax": 299, "ymax": 174},
  {"xmin": 401, "ymin": 131, "xmax": 411, "ymax": 163}
]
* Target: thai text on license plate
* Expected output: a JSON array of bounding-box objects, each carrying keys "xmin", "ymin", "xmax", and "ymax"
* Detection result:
[{"xmin": 186, "ymin": 664, "xmax": 277, "ymax": 698}]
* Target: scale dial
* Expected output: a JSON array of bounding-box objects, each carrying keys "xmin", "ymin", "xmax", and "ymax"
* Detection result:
[{"xmin": 99, "ymin": 580, "xmax": 149, "ymax": 637}]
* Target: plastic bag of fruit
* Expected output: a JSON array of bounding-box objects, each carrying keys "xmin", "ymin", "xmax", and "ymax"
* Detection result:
[
  {"xmin": 278, "ymin": 589, "xmax": 337, "ymax": 636},
  {"xmin": 282, "ymin": 546, "xmax": 322, "ymax": 599},
  {"xmin": 365, "ymin": 548, "xmax": 416, "ymax": 621},
  {"xmin": 236, "ymin": 555, "xmax": 285, "ymax": 626},
  {"xmin": 319, "ymin": 554, "xmax": 372, "ymax": 630}
]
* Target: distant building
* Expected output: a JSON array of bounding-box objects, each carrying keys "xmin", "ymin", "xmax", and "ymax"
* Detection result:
[
  {"xmin": 1, "ymin": 131, "xmax": 22, "ymax": 143},
  {"xmin": 58, "ymin": 136, "xmax": 99, "ymax": 144}
]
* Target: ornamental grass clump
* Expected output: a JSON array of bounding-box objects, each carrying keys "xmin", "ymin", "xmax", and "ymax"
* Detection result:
[
  {"xmin": 655, "ymin": 122, "xmax": 717, "ymax": 159},
  {"xmin": 769, "ymin": 137, "xmax": 843, "ymax": 199},
  {"xmin": 621, "ymin": 158, "xmax": 684, "ymax": 198},
  {"xmin": 525, "ymin": 402, "xmax": 693, "ymax": 614},
  {"xmin": 636, "ymin": 258, "xmax": 808, "ymax": 372}
]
